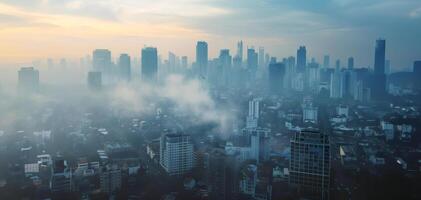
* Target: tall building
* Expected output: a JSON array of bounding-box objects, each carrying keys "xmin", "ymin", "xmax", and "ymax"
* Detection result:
[
  {"xmin": 207, "ymin": 149, "xmax": 239, "ymax": 200},
  {"xmin": 100, "ymin": 164, "xmax": 122, "ymax": 194},
  {"xmin": 347, "ymin": 57, "xmax": 354, "ymax": 69},
  {"xmin": 50, "ymin": 158, "xmax": 72, "ymax": 194},
  {"xmin": 118, "ymin": 53, "xmax": 131, "ymax": 81},
  {"xmin": 289, "ymin": 130, "xmax": 330, "ymax": 200},
  {"xmin": 335, "ymin": 59, "xmax": 340, "ymax": 69},
  {"xmin": 87, "ymin": 71, "xmax": 102, "ymax": 90},
  {"xmin": 181, "ymin": 56, "xmax": 188, "ymax": 69},
  {"xmin": 160, "ymin": 134, "xmax": 194, "ymax": 176},
  {"xmin": 268, "ymin": 62, "xmax": 286, "ymax": 94},
  {"xmin": 219, "ymin": 49, "xmax": 232, "ymax": 86},
  {"xmin": 246, "ymin": 98, "xmax": 260, "ymax": 128},
  {"xmin": 374, "ymin": 39, "xmax": 386, "ymax": 74},
  {"xmin": 296, "ymin": 46, "xmax": 307, "ymax": 73},
  {"xmin": 196, "ymin": 41, "xmax": 208, "ymax": 79},
  {"xmin": 92, "ymin": 49, "xmax": 111, "ymax": 72},
  {"xmin": 371, "ymin": 39, "xmax": 387, "ymax": 100},
  {"xmin": 244, "ymin": 127, "xmax": 270, "ymax": 163},
  {"xmin": 18, "ymin": 67, "xmax": 39, "ymax": 91},
  {"xmin": 247, "ymin": 48, "xmax": 258, "ymax": 80},
  {"xmin": 330, "ymin": 69, "xmax": 342, "ymax": 98},
  {"xmin": 258, "ymin": 47, "xmax": 265, "ymax": 68},
  {"xmin": 237, "ymin": 40, "xmax": 243, "ymax": 62},
  {"xmin": 239, "ymin": 164, "xmax": 257, "ymax": 197},
  {"xmin": 141, "ymin": 47, "xmax": 158, "ymax": 82},
  {"xmin": 323, "ymin": 55, "xmax": 330, "ymax": 68}
]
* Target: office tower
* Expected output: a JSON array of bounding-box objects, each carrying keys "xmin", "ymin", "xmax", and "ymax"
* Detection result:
[
  {"xmin": 181, "ymin": 56, "xmax": 188, "ymax": 69},
  {"xmin": 18, "ymin": 67, "xmax": 39, "ymax": 91},
  {"xmin": 118, "ymin": 53, "xmax": 131, "ymax": 81},
  {"xmin": 258, "ymin": 47, "xmax": 265, "ymax": 68},
  {"xmin": 239, "ymin": 164, "xmax": 257, "ymax": 197},
  {"xmin": 335, "ymin": 59, "xmax": 340, "ymax": 69},
  {"xmin": 323, "ymin": 55, "xmax": 330, "ymax": 68},
  {"xmin": 168, "ymin": 51, "xmax": 177, "ymax": 73},
  {"xmin": 237, "ymin": 40, "xmax": 243, "ymax": 62},
  {"xmin": 341, "ymin": 70, "xmax": 357, "ymax": 99},
  {"xmin": 414, "ymin": 61, "xmax": 421, "ymax": 90},
  {"xmin": 244, "ymin": 127, "xmax": 270, "ymax": 163},
  {"xmin": 296, "ymin": 46, "xmax": 307, "ymax": 73},
  {"xmin": 93, "ymin": 49, "xmax": 112, "ymax": 72},
  {"xmin": 348, "ymin": 57, "xmax": 354, "ymax": 69},
  {"xmin": 371, "ymin": 39, "xmax": 387, "ymax": 100},
  {"xmin": 196, "ymin": 41, "xmax": 208, "ymax": 79},
  {"xmin": 289, "ymin": 130, "xmax": 330, "ymax": 200},
  {"xmin": 247, "ymin": 48, "xmax": 258, "ymax": 80},
  {"xmin": 141, "ymin": 47, "xmax": 158, "ymax": 82},
  {"xmin": 330, "ymin": 69, "xmax": 342, "ymax": 98},
  {"xmin": 207, "ymin": 149, "xmax": 239, "ymax": 200},
  {"xmin": 100, "ymin": 164, "xmax": 122, "ymax": 194},
  {"xmin": 246, "ymin": 98, "xmax": 260, "ymax": 128},
  {"xmin": 50, "ymin": 158, "xmax": 72, "ymax": 194},
  {"xmin": 308, "ymin": 62, "xmax": 320, "ymax": 91},
  {"xmin": 374, "ymin": 39, "xmax": 386, "ymax": 74},
  {"xmin": 87, "ymin": 71, "xmax": 102, "ymax": 89},
  {"xmin": 219, "ymin": 49, "xmax": 232, "ymax": 86},
  {"xmin": 160, "ymin": 134, "xmax": 194, "ymax": 176},
  {"xmin": 268, "ymin": 62, "xmax": 286, "ymax": 94}
]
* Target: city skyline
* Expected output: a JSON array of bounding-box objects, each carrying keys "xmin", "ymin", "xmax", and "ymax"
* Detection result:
[{"xmin": 0, "ymin": 0, "xmax": 421, "ymax": 69}]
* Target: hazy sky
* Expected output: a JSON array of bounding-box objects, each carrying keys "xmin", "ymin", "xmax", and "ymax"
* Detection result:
[{"xmin": 0, "ymin": 0, "xmax": 420, "ymax": 70}]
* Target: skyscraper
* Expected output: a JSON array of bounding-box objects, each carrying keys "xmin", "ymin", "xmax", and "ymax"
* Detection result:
[
  {"xmin": 118, "ymin": 53, "xmax": 131, "ymax": 81},
  {"xmin": 348, "ymin": 57, "xmax": 354, "ymax": 69},
  {"xmin": 237, "ymin": 40, "xmax": 243, "ymax": 62},
  {"xmin": 160, "ymin": 134, "xmax": 194, "ymax": 176},
  {"xmin": 181, "ymin": 56, "xmax": 188, "ymax": 69},
  {"xmin": 247, "ymin": 48, "xmax": 258, "ymax": 80},
  {"xmin": 374, "ymin": 39, "xmax": 386, "ymax": 74},
  {"xmin": 18, "ymin": 67, "xmax": 39, "ymax": 91},
  {"xmin": 100, "ymin": 164, "xmax": 122, "ymax": 194},
  {"xmin": 219, "ymin": 49, "xmax": 232, "ymax": 86},
  {"xmin": 289, "ymin": 129, "xmax": 330, "ymax": 200},
  {"xmin": 87, "ymin": 71, "xmax": 102, "ymax": 90},
  {"xmin": 141, "ymin": 47, "xmax": 158, "ymax": 82},
  {"xmin": 196, "ymin": 41, "xmax": 208, "ymax": 79},
  {"xmin": 92, "ymin": 49, "xmax": 111, "ymax": 72},
  {"xmin": 268, "ymin": 62, "xmax": 286, "ymax": 94},
  {"xmin": 371, "ymin": 39, "xmax": 387, "ymax": 100},
  {"xmin": 258, "ymin": 47, "xmax": 265, "ymax": 68},
  {"xmin": 246, "ymin": 98, "xmax": 260, "ymax": 128},
  {"xmin": 296, "ymin": 46, "xmax": 307, "ymax": 73}
]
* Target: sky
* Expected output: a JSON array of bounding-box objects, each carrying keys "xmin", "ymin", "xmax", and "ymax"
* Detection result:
[{"xmin": 0, "ymin": 0, "xmax": 420, "ymax": 70}]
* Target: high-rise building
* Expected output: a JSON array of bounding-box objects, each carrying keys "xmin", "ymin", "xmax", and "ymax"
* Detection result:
[
  {"xmin": 93, "ymin": 49, "xmax": 111, "ymax": 72},
  {"xmin": 141, "ymin": 47, "xmax": 158, "ymax": 82},
  {"xmin": 219, "ymin": 49, "xmax": 232, "ymax": 86},
  {"xmin": 258, "ymin": 47, "xmax": 265, "ymax": 68},
  {"xmin": 196, "ymin": 41, "xmax": 208, "ymax": 79},
  {"xmin": 18, "ymin": 67, "xmax": 39, "ymax": 91},
  {"xmin": 289, "ymin": 130, "xmax": 330, "ymax": 200},
  {"xmin": 247, "ymin": 48, "xmax": 258, "ymax": 80},
  {"xmin": 296, "ymin": 46, "xmax": 307, "ymax": 73},
  {"xmin": 50, "ymin": 158, "xmax": 72, "ymax": 194},
  {"xmin": 268, "ymin": 62, "xmax": 286, "ymax": 94},
  {"xmin": 246, "ymin": 98, "xmax": 260, "ymax": 128},
  {"xmin": 88, "ymin": 71, "xmax": 102, "ymax": 90},
  {"xmin": 348, "ymin": 57, "xmax": 354, "ymax": 69},
  {"xmin": 371, "ymin": 39, "xmax": 387, "ymax": 100},
  {"xmin": 100, "ymin": 164, "xmax": 122, "ymax": 194},
  {"xmin": 330, "ymin": 68, "xmax": 342, "ymax": 98},
  {"xmin": 160, "ymin": 134, "xmax": 194, "ymax": 176},
  {"xmin": 181, "ymin": 56, "xmax": 188, "ymax": 69},
  {"xmin": 323, "ymin": 55, "xmax": 330, "ymax": 68},
  {"xmin": 335, "ymin": 59, "xmax": 340, "ymax": 69},
  {"xmin": 118, "ymin": 53, "xmax": 131, "ymax": 81},
  {"xmin": 237, "ymin": 40, "xmax": 243, "ymax": 62},
  {"xmin": 239, "ymin": 164, "xmax": 257, "ymax": 197},
  {"xmin": 207, "ymin": 149, "xmax": 239, "ymax": 200},
  {"xmin": 374, "ymin": 39, "xmax": 386, "ymax": 74},
  {"xmin": 244, "ymin": 127, "xmax": 270, "ymax": 163}
]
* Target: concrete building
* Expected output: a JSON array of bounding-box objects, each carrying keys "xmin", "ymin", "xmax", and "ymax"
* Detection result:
[{"xmin": 160, "ymin": 134, "xmax": 194, "ymax": 175}]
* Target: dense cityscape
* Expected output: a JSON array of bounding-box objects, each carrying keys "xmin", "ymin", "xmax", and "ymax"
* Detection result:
[
  {"xmin": 1, "ymin": 1, "xmax": 421, "ymax": 200},
  {"xmin": 1, "ymin": 38, "xmax": 421, "ymax": 200}
]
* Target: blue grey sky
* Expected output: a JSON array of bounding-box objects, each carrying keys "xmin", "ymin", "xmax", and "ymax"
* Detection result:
[{"xmin": 0, "ymin": 0, "xmax": 420, "ymax": 70}]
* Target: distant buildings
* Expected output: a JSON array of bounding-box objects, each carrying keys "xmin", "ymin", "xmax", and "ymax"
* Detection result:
[
  {"xmin": 247, "ymin": 48, "xmax": 258, "ymax": 80},
  {"xmin": 160, "ymin": 134, "xmax": 194, "ymax": 175},
  {"xmin": 246, "ymin": 98, "xmax": 260, "ymax": 128},
  {"xmin": 289, "ymin": 130, "xmax": 330, "ymax": 200},
  {"xmin": 348, "ymin": 57, "xmax": 354, "ymax": 69},
  {"xmin": 296, "ymin": 46, "xmax": 307, "ymax": 73},
  {"xmin": 92, "ymin": 49, "xmax": 112, "ymax": 73},
  {"xmin": 100, "ymin": 164, "xmax": 122, "ymax": 194},
  {"xmin": 87, "ymin": 71, "xmax": 102, "ymax": 90},
  {"xmin": 18, "ymin": 67, "xmax": 39, "ymax": 91},
  {"xmin": 196, "ymin": 41, "xmax": 208, "ymax": 79},
  {"xmin": 118, "ymin": 53, "xmax": 131, "ymax": 81},
  {"xmin": 268, "ymin": 62, "xmax": 286, "ymax": 94},
  {"xmin": 141, "ymin": 47, "xmax": 158, "ymax": 83}
]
